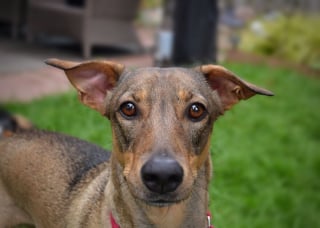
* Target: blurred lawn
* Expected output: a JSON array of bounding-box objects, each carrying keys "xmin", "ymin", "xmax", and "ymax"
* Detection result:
[{"xmin": 4, "ymin": 63, "xmax": 320, "ymax": 228}]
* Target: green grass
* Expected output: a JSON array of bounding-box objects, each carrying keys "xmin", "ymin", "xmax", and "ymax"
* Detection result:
[
  {"xmin": 3, "ymin": 63, "xmax": 320, "ymax": 228},
  {"xmin": 4, "ymin": 93, "xmax": 113, "ymax": 150}
]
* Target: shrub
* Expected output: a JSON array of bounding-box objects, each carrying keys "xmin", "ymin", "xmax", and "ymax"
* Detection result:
[{"xmin": 240, "ymin": 14, "xmax": 320, "ymax": 70}]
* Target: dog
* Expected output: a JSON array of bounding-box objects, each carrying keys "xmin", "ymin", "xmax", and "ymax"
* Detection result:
[{"xmin": 0, "ymin": 59, "xmax": 273, "ymax": 227}]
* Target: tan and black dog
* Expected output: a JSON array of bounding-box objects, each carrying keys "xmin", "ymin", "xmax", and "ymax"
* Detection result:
[{"xmin": 0, "ymin": 59, "xmax": 273, "ymax": 227}]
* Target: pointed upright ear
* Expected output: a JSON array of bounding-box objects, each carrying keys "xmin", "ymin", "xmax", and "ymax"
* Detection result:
[
  {"xmin": 198, "ymin": 65, "xmax": 274, "ymax": 111},
  {"xmin": 45, "ymin": 58, "xmax": 124, "ymax": 115}
]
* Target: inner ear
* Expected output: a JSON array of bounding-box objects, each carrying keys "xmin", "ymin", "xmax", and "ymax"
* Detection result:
[
  {"xmin": 46, "ymin": 58, "xmax": 124, "ymax": 115},
  {"xmin": 66, "ymin": 63, "xmax": 119, "ymax": 94}
]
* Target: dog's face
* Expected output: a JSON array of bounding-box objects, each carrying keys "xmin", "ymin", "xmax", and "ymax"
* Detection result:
[
  {"xmin": 107, "ymin": 68, "xmax": 222, "ymax": 206},
  {"xmin": 46, "ymin": 59, "xmax": 273, "ymax": 207}
]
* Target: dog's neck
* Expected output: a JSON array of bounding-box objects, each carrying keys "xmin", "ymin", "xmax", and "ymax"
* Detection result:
[{"xmin": 106, "ymin": 155, "xmax": 211, "ymax": 228}]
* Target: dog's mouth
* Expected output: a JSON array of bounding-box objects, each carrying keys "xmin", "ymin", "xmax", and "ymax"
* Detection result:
[
  {"xmin": 136, "ymin": 189, "xmax": 192, "ymax": 208},
  {"xmin": 127, "ymin": 182, "xmax": 190, "ymax": 208},
  {"xmin": 142, "ymin": 198, "xmax": 184, "ymax": 207}
]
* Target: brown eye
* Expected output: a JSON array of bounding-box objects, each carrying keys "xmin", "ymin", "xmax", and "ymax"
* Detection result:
[
  {"xmin": 120, "ymin": 102, "xmax": 137, "ymax": 119},
  {"xmin": 188, "ymin": 103, "xmax": 207, "ymax": 121}
]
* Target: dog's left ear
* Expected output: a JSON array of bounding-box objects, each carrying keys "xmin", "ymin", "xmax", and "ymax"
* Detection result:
[
  {"xmin": 46, "ymin": 58, "xmax": 124, "ymax": 115},
  {"xmin": 197, "ymin": 65, "xmax": 274, "ymax": 111}
]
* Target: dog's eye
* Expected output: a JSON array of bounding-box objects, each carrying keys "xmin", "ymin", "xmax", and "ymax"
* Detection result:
[
  {"xmin": 187, "ymin": 103, "xmax": 207, "ymax": 121},
  {"xmin": 120, "ymin": 102, "xmax": 137, "ymax": 119}
]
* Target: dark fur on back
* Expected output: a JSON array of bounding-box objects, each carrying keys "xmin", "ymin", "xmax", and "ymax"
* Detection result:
[{"xmin": 2, "ymin": 130, "xmax": 111, "ymax": 191}]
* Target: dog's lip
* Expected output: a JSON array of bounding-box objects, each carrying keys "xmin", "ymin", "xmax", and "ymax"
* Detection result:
[{"xmin": 142, "ymin": 199, "xmax": 183, "ymax": 207}]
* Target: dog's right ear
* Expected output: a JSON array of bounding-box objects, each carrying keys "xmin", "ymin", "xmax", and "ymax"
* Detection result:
[{"xmin": 45, "ymin": 58, "xmax": 124, "ymax": 115}]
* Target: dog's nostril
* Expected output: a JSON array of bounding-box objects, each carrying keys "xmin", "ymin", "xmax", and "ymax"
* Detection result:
[
  {"xmin": 141, "ymin": 155, "xmax": 183, "ymax": 194},
  {"xmin": 143, "ymin": 174, "xmax": 158, "ymax": 182},
  {"xmin": 169, "ymin": 174, "xmax": 182, "ymax": 183}
]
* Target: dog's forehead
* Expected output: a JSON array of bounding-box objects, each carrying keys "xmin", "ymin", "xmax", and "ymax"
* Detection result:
[{"xmin": 120, "ymin": 67, "xmax": 207, "ymax": 93}]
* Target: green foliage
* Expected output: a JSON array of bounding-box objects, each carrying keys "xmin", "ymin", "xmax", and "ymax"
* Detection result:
[
  {"xmin": 141, "ymin": 0, "xmax": 162, "ymax": 9},
  {"xmin": 4, "ymin": 63, "xmax": 320, "ymax": 228},
  {"xmin": 240, "ymin": 15, "xmax": 320, "ymax": 70}
]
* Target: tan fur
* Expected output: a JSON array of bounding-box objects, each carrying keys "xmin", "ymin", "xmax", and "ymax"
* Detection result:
[{"xmin": 0, "ymin": 59, "xmax": 273, "ymax": 227}]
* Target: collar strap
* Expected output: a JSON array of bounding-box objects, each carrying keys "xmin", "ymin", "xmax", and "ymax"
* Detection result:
[
  {"xmin": 110, "ymin": 211, "xmax": 214, "ymax": 228},
  {"xmin": 207, "ymin": 211, "xmax": 214, "ymax": 228},
  {"xmin": 110, "ymin": 213, "xmax": 120, "ymax": 228}
]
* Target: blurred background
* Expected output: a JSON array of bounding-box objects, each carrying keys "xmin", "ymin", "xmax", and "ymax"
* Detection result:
[
  {"xmin": 0, "ymin": 0, "xmax": 319, "ymax": 101},
  {"xmin": 0, "ymin": 0, "xmax": 319, "ymax": 227}
]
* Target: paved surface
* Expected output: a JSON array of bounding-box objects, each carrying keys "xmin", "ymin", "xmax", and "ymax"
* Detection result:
[{"xmin": 0, "ymin": 27, "xmax": 154, "ymax": 103}]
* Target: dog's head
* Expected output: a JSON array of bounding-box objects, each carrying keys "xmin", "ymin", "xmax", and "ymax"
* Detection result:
[{"xmin": 46, "ymin": 59, "xmax": 273, "ymax": 207}]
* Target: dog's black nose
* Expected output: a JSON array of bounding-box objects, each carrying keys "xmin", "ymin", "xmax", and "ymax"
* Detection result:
[{"xmin": 141, "ymin": 154, "xmax": 183, "ymax": 194}]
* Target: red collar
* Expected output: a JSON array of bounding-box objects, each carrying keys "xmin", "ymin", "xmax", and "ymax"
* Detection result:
[
  {"xmin": 110, "ymin": 213, "xmax": 120, "ymax": 228},
  {"xmin": 207, "ymin": 211, "xmax": 214, "ymax": 228},
  {"xmin": 110, "ymin": 211, "xmax": 214, "ymax": 228}
]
